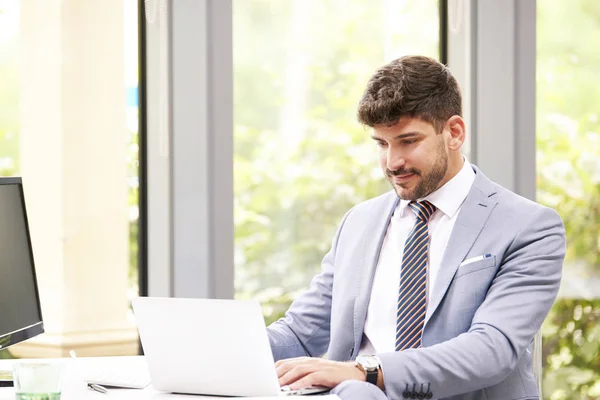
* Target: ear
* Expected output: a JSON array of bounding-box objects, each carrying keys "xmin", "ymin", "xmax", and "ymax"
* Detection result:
[{"xmin": 445, "ymin": 115, "xmax": 466, "ymax": 151}]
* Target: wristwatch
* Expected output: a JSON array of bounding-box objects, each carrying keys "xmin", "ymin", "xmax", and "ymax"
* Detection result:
[{"xmin": 355, "ymin": 355, "xmax": 380, "ymax": 385}]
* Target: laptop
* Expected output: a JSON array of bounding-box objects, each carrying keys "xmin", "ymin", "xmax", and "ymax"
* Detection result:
[{"xmin": 131, "ymin": 297, "xmax": 330, "ymax": 397}]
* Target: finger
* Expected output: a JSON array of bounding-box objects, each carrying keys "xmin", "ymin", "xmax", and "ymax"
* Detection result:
[
  {"xmin": 275, "ymin": 356, "xmax": 309, "ymax": 369},
  {"xmin": 289, "ymin": 370, "xmax": 334, "ymax": 390},
  {"xmin": 278, "ymin": 364, "xmax": 317, "ymax": 387},
  {"xmin": 289, "ymin": 364, "xmax": 355, "ymax": 390},
  {"xmin": 280, "ymin": 361, "xmax": 333, "ymax": 386},
  {"xmin": 275, "ymin": 357, "xmax": 318, "ymax": 378}
]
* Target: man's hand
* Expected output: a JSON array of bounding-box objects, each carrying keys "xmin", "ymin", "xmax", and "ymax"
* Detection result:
[{"xmin": 275, "ymin": 357, "xmax": 365, "ymax": 390}]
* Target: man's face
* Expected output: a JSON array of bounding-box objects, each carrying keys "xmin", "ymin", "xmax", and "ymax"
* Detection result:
[{"xmin": 371, "ymin": 117, "xmax": 449, "ymax": 201}]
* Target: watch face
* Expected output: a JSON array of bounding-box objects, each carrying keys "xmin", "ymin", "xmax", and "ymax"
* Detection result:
[{"xmin": 357, "ymin": 355, "xmax": 379, "ymax": 369}]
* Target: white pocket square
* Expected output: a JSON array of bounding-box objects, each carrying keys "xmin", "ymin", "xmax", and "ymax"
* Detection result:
[{"xmin": 459, "ymin": 254, "xmax": 493, "ymax": 267}]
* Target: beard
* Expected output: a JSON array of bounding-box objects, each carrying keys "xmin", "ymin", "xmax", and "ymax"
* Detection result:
[{"xmin": 387, "ymin": 140, "xmax": 448, "ymax": 201}]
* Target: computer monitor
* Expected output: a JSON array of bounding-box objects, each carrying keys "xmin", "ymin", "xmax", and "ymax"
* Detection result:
[{"xmin": 0, "ymin": 177, "xmax": 44, "ymax": 353}]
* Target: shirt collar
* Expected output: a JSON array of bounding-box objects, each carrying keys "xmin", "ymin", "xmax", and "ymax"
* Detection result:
[{"xmin": 395, "ymin": 158, "xmax": 475, "ymax": 219}]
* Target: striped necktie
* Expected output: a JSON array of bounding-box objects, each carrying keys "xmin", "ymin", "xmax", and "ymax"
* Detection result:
[{"xmin": 395, "ymin": 200, "xmax": 436, "ymax": 351}]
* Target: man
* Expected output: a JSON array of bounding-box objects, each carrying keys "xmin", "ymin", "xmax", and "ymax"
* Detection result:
[{"xmin": 267, "ymin": 55, "xmax": 565, "ymax": 400}]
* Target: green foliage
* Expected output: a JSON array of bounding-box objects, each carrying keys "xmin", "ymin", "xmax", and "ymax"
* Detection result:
[
  {"xmin": 0, "ymin": 349, "xmax": 14, "ymax": 359},
  {"xmin": 542, "ymin": 299, "xmax": 600, "ymax": 399},
  {"xmin": 233, "ymin": 0, "xmax": 438, "ymax": 324},
  {"xmin": 537, "ymin": 0, "xmax": 600, "ymax": 270},
  {"xmin": 127, "ymin": 128, "xmax": 140, "ymax": 291},
  {"xmin": 536, "ymin": 0, "xmax": 600, "ymax": 398}
]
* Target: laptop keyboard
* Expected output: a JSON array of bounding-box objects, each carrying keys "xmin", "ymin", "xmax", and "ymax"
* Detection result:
[{"xmin": 280, "ymin": 385, "xmax": 330, "ymax": 396}]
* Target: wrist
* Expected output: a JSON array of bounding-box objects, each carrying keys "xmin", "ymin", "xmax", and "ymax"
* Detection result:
[
  {"xmin": 355, "ymin": 355, "xmax": 380, "ymax": 386},
  {"xmin": 354, "ymin": 361, "xmax": 368, "ymax": 381}
]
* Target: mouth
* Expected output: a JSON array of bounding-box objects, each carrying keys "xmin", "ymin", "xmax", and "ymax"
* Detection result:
[{"xmin": 392, "ymin": 173, "xmax": 416, "ymax": 185}]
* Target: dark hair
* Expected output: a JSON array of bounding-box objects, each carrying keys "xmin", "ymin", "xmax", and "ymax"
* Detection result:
[{"xmin": 357, "ymin": 55, "xmax": 462, "ymax": 133}]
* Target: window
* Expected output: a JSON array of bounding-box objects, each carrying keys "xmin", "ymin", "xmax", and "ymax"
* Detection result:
[
  {"xmin": 233, "ymin": 0, "xmax": 440, "ymax": 323},
  {"xmin": 537, "ymin": 0, "xmax": 600, "ymax": 398},
  {"xmin": 0, "ymin": 0, "xmax": 141, "ymax": 357}
]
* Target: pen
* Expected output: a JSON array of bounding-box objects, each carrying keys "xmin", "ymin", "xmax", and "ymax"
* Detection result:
[
  {"xmin": 72, "ymin": 350, "xmax": 109, "ymax": 395},
  {"xmin": 88, "ymin": 383, "xmax": 109, "ymax": 395}
]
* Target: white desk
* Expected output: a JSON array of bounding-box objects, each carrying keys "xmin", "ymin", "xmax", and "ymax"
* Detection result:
[{"xmin": 0, "ymin": 356, "xmax": 340, "ymax": 399}]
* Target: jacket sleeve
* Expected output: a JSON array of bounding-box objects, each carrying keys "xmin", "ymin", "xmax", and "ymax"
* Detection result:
[
  {"xmin": 267, "ymin": 207, "xmax": 354, "ymax": 361},
  {"xmin": 377, "ymin": 207, "xmax": 565, "ymax": 399}
]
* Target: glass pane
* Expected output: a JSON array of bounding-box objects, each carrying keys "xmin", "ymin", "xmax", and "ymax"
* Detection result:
[
  {"xmin": 0, "ymin": 0, "xmax": 140, "ymax": 357},
  {"xmin": 233, "ymin": 0, "xmax": 439, "ymax": 324},
  {"xmin": 537, "ymin": 1, "xmax": 600, "ymax": 398}
]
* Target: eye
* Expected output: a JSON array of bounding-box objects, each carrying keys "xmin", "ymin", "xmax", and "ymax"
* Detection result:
[
  {"xmin": 401, "ymin": 139, "xmax": 418, "ymax": 145},
  {"xmin": 375, "ymin": 140, "xmax": 388, "ymax": 148}
]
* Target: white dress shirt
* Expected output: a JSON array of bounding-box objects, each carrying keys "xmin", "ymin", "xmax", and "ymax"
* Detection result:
[{"xmin": 359, "ymin": 159, "xmax": 475, "ymax": 355}]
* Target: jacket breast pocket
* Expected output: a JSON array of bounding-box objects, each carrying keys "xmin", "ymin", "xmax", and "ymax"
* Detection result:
[{"xmin": 454, "ymin": 255, "xmax": 497, "ymax": 279}]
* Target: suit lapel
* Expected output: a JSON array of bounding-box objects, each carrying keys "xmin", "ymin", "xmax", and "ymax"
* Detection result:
[
  {"xmin": 424, "ymin": 167, "xmax": 498, "ymax": 325},
  {"xmin": 353, "ymin": 192, "xmax": 399, "ymax": 351}
]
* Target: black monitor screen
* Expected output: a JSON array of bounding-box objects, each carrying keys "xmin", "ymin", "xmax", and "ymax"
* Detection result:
[{"xmin": 0, "ymin": 178, "xmax": 43, "ymax": 350}]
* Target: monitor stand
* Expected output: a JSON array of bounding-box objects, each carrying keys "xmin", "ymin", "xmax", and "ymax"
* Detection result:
[{"xmin": 0, "ymin": 369, "xmax": 13, "ymax": 387}]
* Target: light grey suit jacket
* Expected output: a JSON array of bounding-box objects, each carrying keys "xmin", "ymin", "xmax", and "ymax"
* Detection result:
[{"xmin": 267, "ymin": 165, "xmax": 566, "ymax": 400}]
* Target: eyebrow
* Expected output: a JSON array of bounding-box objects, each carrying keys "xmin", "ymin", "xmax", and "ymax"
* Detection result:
[{"xmin": 370, "ymin": 131, "xmax": 423, "ymax": 141}]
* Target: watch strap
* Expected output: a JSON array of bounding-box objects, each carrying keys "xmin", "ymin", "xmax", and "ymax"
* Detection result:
[{"xmin": 365, "ymin": 368, "xmax": 378, "ymax": 385}]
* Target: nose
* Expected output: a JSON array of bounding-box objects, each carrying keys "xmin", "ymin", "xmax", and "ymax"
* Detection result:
[{"xmin": 386, "ymin": 147, "xmax": 406, "ymax": 172}]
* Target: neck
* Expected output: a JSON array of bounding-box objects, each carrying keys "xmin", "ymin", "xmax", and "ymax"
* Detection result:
[{"xmin": 439, "ymin": 153, "xmax": 464, "ymax": 188}]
